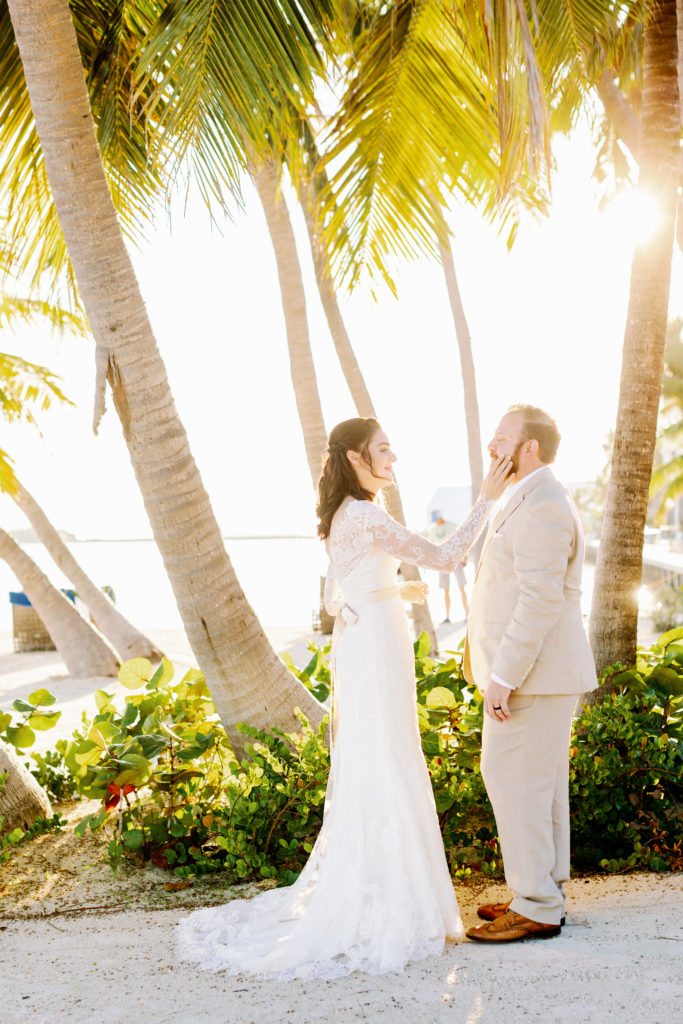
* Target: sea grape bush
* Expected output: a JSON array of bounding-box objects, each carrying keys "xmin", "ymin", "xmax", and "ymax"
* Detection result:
[
  {"xmin": 62, "ymin": 657, "xmax": 329, "ymax": 880},
  {"xmin": 1, "ymin": 628, "xmax": 680, "ymax": 879}
]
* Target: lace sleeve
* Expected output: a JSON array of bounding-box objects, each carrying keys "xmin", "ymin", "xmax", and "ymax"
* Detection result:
[
  {"xmin": 362, "ymin": 496, "xmax": 491, "ymax": 570},
  {"xmin": 323, "ymin": 560, "xmax": 343, "ymax": 616}
]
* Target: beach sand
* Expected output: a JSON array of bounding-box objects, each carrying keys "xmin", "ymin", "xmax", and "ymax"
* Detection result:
[{"xmin": 1, "ymin": 628, "xmax": 681, "ymax": 1023}]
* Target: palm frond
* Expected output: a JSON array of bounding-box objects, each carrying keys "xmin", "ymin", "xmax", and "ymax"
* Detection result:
[
  {"xmin": 0, "ymin": 352, "xmax": 73, "ymax": 428},
  {"xmin": 320, "ymin": 0, "xmax": 547, "ymax": 288},
  {"xmin": 0, "ymin": 445, "xmax": 18, "ymax": 496},
  {"xmin": 320, "ymin": 0, "xmax": 644, "ymax": 288},
  {"xmin": 650, "ymin": 453, "xmax": 683, "ymax": 523},
  {"xmin": 135, "ymin": 0, "xmax": 341, "ymax": 210},
  {"xmin": 0, "ymin": 293, "xmax": 88, "ymax": 336},
  {"xmin": 0, "ymin": 0, "xmax": 166, "ymax": 307}
]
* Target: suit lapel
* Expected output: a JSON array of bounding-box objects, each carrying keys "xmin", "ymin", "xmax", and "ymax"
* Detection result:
[{"xmin": 475, "ymin": 467, "xmax": 554, "ymax": 577}]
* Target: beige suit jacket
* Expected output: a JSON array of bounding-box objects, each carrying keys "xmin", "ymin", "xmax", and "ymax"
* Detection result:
[{"xmin": 464, "ymin": 467, "xmax": 596, "ymax": 695}]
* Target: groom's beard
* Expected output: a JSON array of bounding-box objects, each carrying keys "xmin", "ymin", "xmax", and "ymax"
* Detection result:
[{"xmin": 509, "ymin": 441, "xmax": 525, "ymax": 477}]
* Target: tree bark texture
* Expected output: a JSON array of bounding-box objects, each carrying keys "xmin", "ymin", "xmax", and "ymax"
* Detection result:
[
  {"xmin": 13, "ymin": 481, "xmax": 162, "ymax": 661},
  {"xmin": 0, "ymin": 741, "xmax": 52, "ymax": 834},
  {"xmin": 588, "ymin": 0, "xmax": 680, "ymax": 683},
  {"xmin": 0, "ymin": 528, "xmax": 120, "ymax": 675},
  {"xmin": 439, "ymin": 238, "xmax": 485, "ymax": 505},
  {"xmin": 300, "ymin": 178, "xmax": 437, "ymax": 648},
  {"xmin": 253, "ymin": 160, "xmax": 328, "ymax": 488},
  {"xmin": 6, "ymin": 0, "xmax": 323, "ymax": 751}
]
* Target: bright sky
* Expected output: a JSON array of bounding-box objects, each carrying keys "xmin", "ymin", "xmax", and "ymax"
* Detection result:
[{"xmin": 1, "ymin": 124, "xmax": 681, "ymax": 540}]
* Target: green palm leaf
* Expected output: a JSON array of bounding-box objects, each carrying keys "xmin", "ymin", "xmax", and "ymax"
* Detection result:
[
  {"xmin": 0, "ymin": 293, "xmax": 88, "ymax": 336},
  {"xmin": 0, "ymin": 0, "xmax": 166, "ymax": 307},
  {"xmin": 0, "ymin": 351, "xmax": 73, "ymax": 428},
  {"xmin": 135, "ymin": 0, "xmax": 341, "ymax": 208},
  {"xmin": 321, "ymin": 0, "xmax": 642, "ymax": 288},
  {"xmin": 0, "ymin": 445, "xmax": 18, "ymax": 496}
]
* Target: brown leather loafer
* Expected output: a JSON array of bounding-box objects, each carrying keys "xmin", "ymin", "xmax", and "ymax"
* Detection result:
[
  {"xmin": 477, "ymin": 899, "xmax": 565, "ymax": 926},
  {"xmin": 466, "ymin": 910, "xmax": 562, "ymax": 943},
  {"xmin": 477, "ymin": 899, "xmax": 513, "ymax": 921}
]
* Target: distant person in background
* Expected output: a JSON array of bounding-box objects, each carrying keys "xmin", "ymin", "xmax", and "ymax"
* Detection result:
[{"xmin": 430, "ymin": 511, "xmax": 469, "ymax": 622}]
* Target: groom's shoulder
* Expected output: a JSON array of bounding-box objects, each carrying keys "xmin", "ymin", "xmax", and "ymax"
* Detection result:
[{"xmin": 524, "ymin": 472, "xmax": 572, "ymax": 512}]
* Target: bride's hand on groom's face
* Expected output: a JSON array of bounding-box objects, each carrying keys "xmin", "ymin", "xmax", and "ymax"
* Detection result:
[{"xmin": 480, "ymin": 455, "xmax": 514, "ymax": 501}]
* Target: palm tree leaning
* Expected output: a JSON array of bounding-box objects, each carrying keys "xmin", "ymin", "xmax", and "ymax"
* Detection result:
[
  {"xmin": 9, "ymin": 479, "xmax": 162, "ymax": 660},
  {"xmin": 0, "ymin": 338, "xmax": 161, "ymax": 660},
  {"xmin": 298, "ymin": 137, "xmax": 438, "ymax": 646},
  {"xmin": 0, "ymin": 527, "xmax": 120, "ymax": 675},
  {"xmin": 0, "ymin": 740, "xmax": 53, "ymax": 834},
  {"xmin": 4, "ymin": 0, "xmax": 325, "ymax": 752},
  {"xmin": 588, "ymin": 0, "xmax": 680, "ymax": 682}
]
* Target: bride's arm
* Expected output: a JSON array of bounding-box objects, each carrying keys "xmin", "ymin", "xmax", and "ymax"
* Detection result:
[{"xmin": 360, "ymin": 496, "xmax": 492, "ymax": 571}]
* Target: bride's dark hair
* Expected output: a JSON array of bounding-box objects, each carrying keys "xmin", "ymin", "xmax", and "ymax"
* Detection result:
[{"xmin": 316, "ymin": 417, "xmax": 381, "ymax": 539}]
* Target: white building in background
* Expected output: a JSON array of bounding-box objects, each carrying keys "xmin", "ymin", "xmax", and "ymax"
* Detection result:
[{"xmin": 425, "ymin": 487, "xmax": 475, "ymax": 529}]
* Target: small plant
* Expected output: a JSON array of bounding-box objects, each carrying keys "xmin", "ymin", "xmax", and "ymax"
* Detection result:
[
  {"xmin": 29, "ymin": 741, "xmax": 78, "ymax": 801},
  {"xmin": 0, "ymin": 687, "xmax": 61, "ymax": 752},
  {"xmin": 66, "ymin": 657, "xmax": 330, "ymax": 881},
  {"xmin": 281, "ymin": 642, "xmax": 331, "ymax": 703}
]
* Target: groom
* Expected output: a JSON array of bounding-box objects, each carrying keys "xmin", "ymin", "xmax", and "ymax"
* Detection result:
[{"xmin": 463, "ymin": 405, "xmax": 596, "ymax": 942}]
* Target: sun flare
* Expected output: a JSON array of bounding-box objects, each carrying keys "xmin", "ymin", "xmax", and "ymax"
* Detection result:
[{"xmin": 603, "ymin": 188, "xmax": 664, "ymax": 247}]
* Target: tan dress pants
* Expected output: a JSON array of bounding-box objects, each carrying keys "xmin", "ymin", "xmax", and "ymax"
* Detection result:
[{"xmin": 481, "ymin": 692, "xmax": 579, "ymax": 925}]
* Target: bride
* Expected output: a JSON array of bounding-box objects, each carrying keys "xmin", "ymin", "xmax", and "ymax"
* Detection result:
[{"xmin": 178, "ymin": 417, "xmax": 512, "ymax": 979}]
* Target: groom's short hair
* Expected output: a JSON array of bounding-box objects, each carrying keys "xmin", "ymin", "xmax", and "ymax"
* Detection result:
[{"xmin": 508, "ymin": 405, "xmax": 561, "ymax": 463}]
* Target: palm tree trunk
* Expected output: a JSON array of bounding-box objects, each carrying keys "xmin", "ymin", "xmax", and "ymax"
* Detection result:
[
  {"xmin": 299, "ymin": 176, "xmax": 438, "ymax": 649},
  {"xmin": 0, "ymin": 528, "xmax": 120, "ymax": 675},
  {"xmin": 12, "ymin": 480, "xmax": 162, "ymax": 660},
  {"xmin": 6, "ymin": 0, "xmax": 323, "ymax": 750},
  {"xmin": 588, "ymin": 0, "xmax": 680, "ymax": 687},
  {"xmin": 252, "ymin": 159, "xmax": 328, "ymax": 487},
  {"xmin": 0, "ymin": 741, "xmax": 52, "ymax": 834},
  {"xmin": 439, "ymin": 237, "xmax": 485, "ymax": 503},
  {"xmin": 300, "ymin": 180, "xmax": 376, "ymax": 418},
  {"xmin": 677, "ymin": 0, "xmax": 683, "ymax": 250}
]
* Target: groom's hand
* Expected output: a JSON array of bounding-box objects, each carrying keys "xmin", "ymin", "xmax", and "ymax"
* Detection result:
[{"xmin": 484, "ymin": 681, "xmax": 511, "ymax": 721}]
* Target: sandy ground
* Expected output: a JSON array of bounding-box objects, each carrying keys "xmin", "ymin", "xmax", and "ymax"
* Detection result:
[
  {"xmin": 1, "ymin": 628, "xmax": 682, "ymax": 1024},
  {"xmin": 1, "ymin": 872, "xmax": 681, "ymax": 1024}
]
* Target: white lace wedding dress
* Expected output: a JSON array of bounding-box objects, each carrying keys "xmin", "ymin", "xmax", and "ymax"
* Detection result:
[{"xmin": 177, "ymin": 495, "xmax": 491, "ymax": 979}]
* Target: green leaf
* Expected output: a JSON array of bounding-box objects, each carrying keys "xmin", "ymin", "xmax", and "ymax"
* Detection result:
[
  {"xmin": 414, "ymin": 632, "xmax": 431, "ymax": 661},
  {"xmin": 180, "ymin": 668, "xmax": 204, "ymax": 687},
  {"xmin": 28, "ymin": 711, "xmax": 61, "ymax": 731},
  {"xmin": 118, "ymin": 658, "xmax": 153, "ymax": 689},
  {"xmin": 88, "ymin": 720, "xmax": 122, "ymax": 747},
  {"xmin": 122, "ymin": 829, "xmax": 144, "ymax": 851},
  {"xmin": 149, "ymin": 657, "xmax": 175, "ymax": 690},
  {"xmin": 94, "ymin": 689, "xmax": 115, "ymax": 713},
  {"xmin": 13, "ymin": 724, "xmax": 35, "ymax": 749},
  {"xmin": 114, "ymin": 754, "xmax": 152, "ymax": 788},
  {"xmin": 425, "ymin": 686, "xmax": 457, "ymax": 710},
  {"xmin": 27, "ymin": 687, "xmax": 56, "ymax": 707},
  {"xmin": 658, "ymin": 626, "xmax": 683, "ymax": 648},
  {"xmin": 12, "ymin": 698, "xmax": 34, "ymax": 714}
]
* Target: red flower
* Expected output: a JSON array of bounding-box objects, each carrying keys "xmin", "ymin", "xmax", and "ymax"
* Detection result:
[{"xmin": 105, "ymin": 782, "xmax": 136, "ymax": 812}]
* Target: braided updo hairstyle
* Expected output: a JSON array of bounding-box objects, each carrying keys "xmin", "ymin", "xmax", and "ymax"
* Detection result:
[{"xmin": 316, "ymin": 417, "xmax": 381, "ymax": 539}]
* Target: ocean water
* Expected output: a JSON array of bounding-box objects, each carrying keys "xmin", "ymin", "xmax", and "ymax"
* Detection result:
[
  {"xmin": 0, "ymin": 534, "xmax": 596, "ymax": 640},
  {"xmin": 0, "ymin": 536, "xmax": 329, "ymax": 636}
]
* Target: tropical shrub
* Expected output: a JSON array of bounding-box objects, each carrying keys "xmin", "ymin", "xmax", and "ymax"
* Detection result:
[
  {"xmin": 62, "ymin": 657, "xmax": 329, "ymax": 880},
  {"xmin": 2, "ymin": 630, "xmax": 680, "ymax": 880}
]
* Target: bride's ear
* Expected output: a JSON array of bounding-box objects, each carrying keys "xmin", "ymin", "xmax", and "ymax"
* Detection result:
[{"xmin": 347, "ymin": 450, "xmax": 360, "ymax": 466}]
